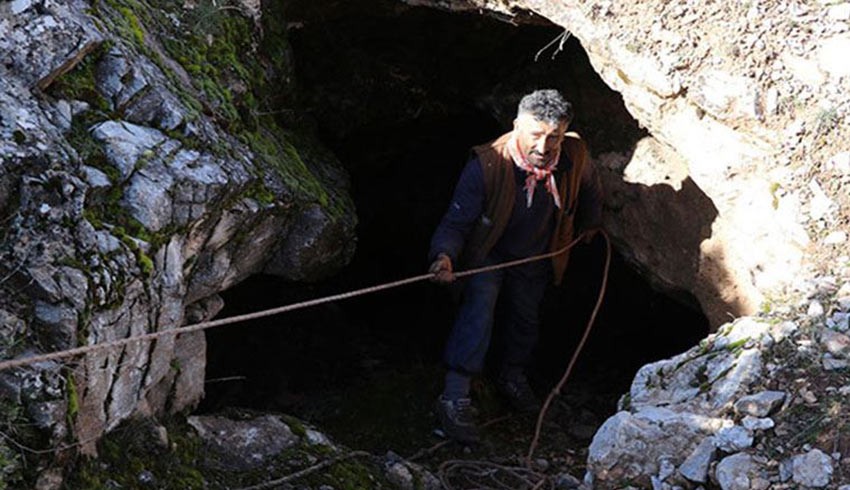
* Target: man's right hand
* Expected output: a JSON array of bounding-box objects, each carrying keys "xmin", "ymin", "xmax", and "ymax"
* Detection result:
[{"xmin": 429, "ymin": 253, "xmax": 455, "ymax": 284}]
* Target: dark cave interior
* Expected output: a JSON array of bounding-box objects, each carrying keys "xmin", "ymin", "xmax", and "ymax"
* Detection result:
[{"xmin": 199, "ymin": 0, "xmax": 710, "ymax": 453}]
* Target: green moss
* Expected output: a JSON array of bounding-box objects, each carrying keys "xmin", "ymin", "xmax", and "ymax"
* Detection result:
[
  {"xmin": 65, "ymin": 419, "xmax": 205, "ymax": 490},
  {"xmin": 66, "ymin": 373, "xmax": 79, "ymax": 425},
  {"xmin": 84, "ymin": 0, "xmax": 343, "ymax": 232},
  {"xmin": 114, "ymin": 226, "xmax": 155, "ymax": 278},
  {"xmin": 281, "ymin": 415, "xmax": 308, "ymax": 438},
  {"xmin": 48, "ymin": 41, "xmax": 112, "ymax": 111}
]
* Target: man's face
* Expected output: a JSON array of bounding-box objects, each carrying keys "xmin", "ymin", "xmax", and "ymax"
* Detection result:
[{"xmin": 513, "ymin": 113, "xmax": 568, "ymax": 167}]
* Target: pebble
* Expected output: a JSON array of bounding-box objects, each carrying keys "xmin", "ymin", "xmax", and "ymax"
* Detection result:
[
  {"xmin": 800, "ymin": 388, "xmax": 818, "ymax": 404},
  {"xmin": 824, "ymin": 231, "xmax": 847, "ymax": 245},
  {"xmin": 823, "ymin": 356, "xmax": 850, "ymax": 370},
  {"xmin": 792, "ymin": 449, "xmax": 833, "ymax": 487},
  {"xmin": 716, "ymin": 425, "xmax": 754, "ymax": 452},
  {"xmin": 808, "ymin": 301, "xmax": 825, "ymax": 318},
  {"xmin": 827, "ymin": 312, "xmax": 849, "ymax": 332},
  {"xmin": 742, "ymin": 416, "xmax": 775, "ymax": 431}
]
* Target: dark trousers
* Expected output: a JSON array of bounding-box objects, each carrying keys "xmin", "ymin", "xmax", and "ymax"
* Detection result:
[{"xmin": 443, "ymin": 258, "xmax": 550, "ymax": 376}]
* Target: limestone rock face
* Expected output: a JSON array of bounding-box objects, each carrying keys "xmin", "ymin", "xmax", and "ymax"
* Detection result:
[
  {"xmin": 585, "ymin": 318, "xmax": 775, "ymax": 488},
  {"xmin": 0, "ymin": 0, "xmax": 355, "ymax": 461}
]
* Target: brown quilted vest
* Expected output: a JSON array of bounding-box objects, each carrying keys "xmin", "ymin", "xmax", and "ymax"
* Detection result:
[{"xmin": 462, "ymin": 131, "xmax": 588, "ymax": 285}]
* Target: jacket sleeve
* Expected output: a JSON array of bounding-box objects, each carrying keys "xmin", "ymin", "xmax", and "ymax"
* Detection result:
[
  {"xmin": 576, "ymin": 159, "xmax": 603, "ymax": 230},
  {"xmin": 428, "ymin": 157, "xmax": 485, "ymax": 263}
]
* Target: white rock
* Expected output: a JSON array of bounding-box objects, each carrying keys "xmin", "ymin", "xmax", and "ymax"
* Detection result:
[
  {"xmin": 716, "ymin": 453, "xmax": 760, "ymax": 490},
  {"xmin": 824, "ymin": 231, "xmax": 847, "ymax": 245},
  {"xmin": 827, "ymin": 312, "xmax": 849, "ymax": 332},
  {"xmin": 828, "ymin": 152, "xmax": 850, "ymax": 174},
  {"xmin": 841, "ymin": 385, "xmax": 850, "ymax": 396},
  {"xmin": 792, "ymin": 449, "xmax": 833, "ymax": 487},
  {"xmin": 734, "ymin": 391, "xmax": 786, "ymax": 417},
  {"xmin": 765, "ymin": 87, "xmax": 779, "ymax": 115},
  {"xmin": 715, "ymin": 425, "xmax": 753, "ymax": 452},
  {"xmin": 808, "ymin": 179, "xmax": 832, "ymax": 220},
  {"xmin": 819, "ymin": 328, "xmax": 850, "ymax": 356},
  {"xmin": 770, "ymin": 321, "xmax": 798, "ymax": 342},
  {"xmin": 679, "ymin": 437, "xmax": 716, "ymax": 483},
  {"xmin": 823, "ymin": 356, "xmax": 850, "ymax": 370},
  {"xmin": 9, "ymin": 0, "xmax": 34, "ymax": 15},
  {"xmin": 658, "ymin": 458, "xmax": 675, "ymax": 481},
  {"xmin": 828, "ymin": 4, "xmax": 850, "ymax": 21},
  {"xmin": 818, "ymin": 35, "xmax": 850, "ymax": 78},
  {"xmin": 741, "ymin": 416, "xmax": 774, "ymax": 431},
  {"xmin": 808, "ymin": 300, "xmax": 825, "ymax": 318},
  {"xmin": 81, "ymin": 166, "xmax": 111, "ymax": 189}
]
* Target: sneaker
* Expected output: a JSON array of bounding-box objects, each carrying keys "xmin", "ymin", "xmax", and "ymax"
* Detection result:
[
  {"xmin": 435, "ymin": 396, "xmax": 479, "ymax": 444},
  {"xmin": 497, "ymin": 374, "xmax": 541, "ymax": 413}
]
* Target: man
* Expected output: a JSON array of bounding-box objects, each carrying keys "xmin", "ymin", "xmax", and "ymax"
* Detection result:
[{"xmin": 428, "ymin": 89, "xmax": 602, "ymax": 443}]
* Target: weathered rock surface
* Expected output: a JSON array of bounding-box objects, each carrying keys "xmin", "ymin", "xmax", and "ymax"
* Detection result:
[
  {"xmin": 0, "ymin": 0, "xmax": 356, "ymax": 472},
  {"xmin": 188, "ymin": 414, "xmax": 300, "ymax": 471}
]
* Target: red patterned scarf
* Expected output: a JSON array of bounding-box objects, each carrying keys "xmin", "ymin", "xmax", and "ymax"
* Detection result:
[{"xmin": 507, "ymin": 134, "xmax": 561, "ymax": 209}]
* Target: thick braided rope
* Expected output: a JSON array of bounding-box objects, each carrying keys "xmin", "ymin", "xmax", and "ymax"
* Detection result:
[{"xmin": 0, "ymin": 234, "xmax": 587, "ymax": 373}]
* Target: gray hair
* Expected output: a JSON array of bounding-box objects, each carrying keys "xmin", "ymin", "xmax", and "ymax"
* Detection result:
[{"xmin": 517, "ymin": 89, "xmax": 573, "ymax": 126}]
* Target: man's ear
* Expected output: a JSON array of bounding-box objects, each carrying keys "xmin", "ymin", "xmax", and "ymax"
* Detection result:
[{"xmin": 512, "ymin": 118, "xmax": 518, "ymax": 130}]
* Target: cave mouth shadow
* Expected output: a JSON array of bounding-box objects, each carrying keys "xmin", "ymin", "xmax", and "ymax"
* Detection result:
[{"xmin": 199, "ymin": 0, "xmax": 711, "ymax": 452}]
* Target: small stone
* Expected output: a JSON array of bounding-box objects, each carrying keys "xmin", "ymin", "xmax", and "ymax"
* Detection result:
[
  {"xmin": 808, "ymin": 179, "xmax": 832, "ymax": 221},
  {"xmin": 306, "ymin": 429, "xmax": 331, "ymax": 446},
  {"xmin": 819, "ymin": 328, "xmax": 850, "ymax": 356},
  {"xmin": 840, "ymin": 385, "xmax": 850, "ymax": 395},
  {"xmin": 734, "ymin": 391, "xmax": 786, "ymax": 417},
  {"xmin": 751, "ymin": 477, "xmax": 770, "ymax": 490},
  {"xmin": 827, "ymin": 312, "xmax": 849, "ymax": 332},
  {"xmin": 780, "ymin": 457, "xmax": 793, "ymax": 481},
  {"xmin": 679, "ymin": 437, "xmax": 716, "ymax": 483},
  {"xmin": 535, "ymin": 458, "xmax": 550, "ymax": 471},
  {"xmin": 716, "ymin": 425, "xmax": 754, "ymax": 452},
  {"xmin": 765, "ymin": 87, "xmax": 779, "ymax": 115},
  {"xmin": 808, "ymin": 301, "xmax": 825, "ymax": 318},
  {"xmin": 742, "ymin": 416, "xmax": 775, "ymax": 431},
  {"xmin": 81, "ymin": 166, "xmax": 112, "ymax": 189},
  {"xmin": 138, "ymin": 470, "xmax": 155, "ymax": 486},
  {"xmin": 770, "ymin": 322, "xmax": 798, "ymax": 342},
  {"xmin": 823, "ymin": 356, "xmax": 850, "ymax": 370},
  {"xmin": 824, "ymin": 231, "xmax": 847, "ymax": 245},
  {"xmin": 55, "ymin": 100, "xmax": 72, "ymax": 132},
  {"xmin": 10, "ymin": 0, "xmax": 35, "ymax": 15},
  {"xmin": 800, "ymin": 388, "xmax": 818, "ymax": 404},
  {"xmin": 716, "ymin": 453, "xmax": 760, "ymax": 490},
  {"xmin": 792, "ymin": 449, "xmax": 833, "ymax": 487},
  {"xmin": 555, "ymin": 473, "xmax": 582, "ymax": 489},
  {"xmin": 658, "ymin": 458, "xmax": 675, "ymax": 481}
]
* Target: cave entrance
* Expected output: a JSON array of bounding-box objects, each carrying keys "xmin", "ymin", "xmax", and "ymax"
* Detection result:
[{"xmin": 199, "ymin": 0, "xmax": 710, "ymax": 455}]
